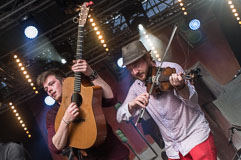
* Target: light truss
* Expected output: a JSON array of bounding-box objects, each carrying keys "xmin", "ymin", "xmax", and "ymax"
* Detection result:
[{"xmin": 0, "ymin": 0, "xmax": 208, "ymax": 111}]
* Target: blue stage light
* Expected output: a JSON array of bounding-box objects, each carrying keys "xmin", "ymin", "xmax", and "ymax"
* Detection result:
[
  {"xmin": 44, "ymin": 96, "xmax": 55, "ymax": 106},
  {"xmin": 117, "ymin": 57, "xmax": 126, "ymax": 68},
  {"xmin": 189, "ymin": 19, "xmax": 200, "ymax": 30},
  {"xmin": 24, "ymin": 26, "xmax": 38, "ymax": 39}
]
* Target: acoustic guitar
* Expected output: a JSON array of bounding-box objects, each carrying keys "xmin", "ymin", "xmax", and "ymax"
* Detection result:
[{"xmin": 55, "ymin": 2, "xmax": 107, "ymax": 149}]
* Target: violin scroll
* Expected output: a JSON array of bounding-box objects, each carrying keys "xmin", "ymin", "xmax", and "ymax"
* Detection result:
[{"xmin": 184, "ymin": 68, "xmax": 202, "ymax": 84}]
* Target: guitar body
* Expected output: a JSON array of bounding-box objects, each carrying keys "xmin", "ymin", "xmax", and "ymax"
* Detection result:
[{"xmin": 55, "ymin": 77, "xmax": 107, "ymax": 149}]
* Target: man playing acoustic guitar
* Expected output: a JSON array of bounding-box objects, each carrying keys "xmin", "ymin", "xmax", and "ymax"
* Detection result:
[{"xmin": 37, "ymin": 59, "xmax": 129, "ymax": 160}]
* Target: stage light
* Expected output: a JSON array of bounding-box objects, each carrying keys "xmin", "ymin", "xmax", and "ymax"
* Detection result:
[
  {"xmin": 121, "ymin": 1, "xmax": 149, "ymax": 32},
  {"xmin": 189, "ymin": 19, "xmax": 201, "ymax": 30},
  {"xmin": 24, "ymin": 26, "xmax": 38, "ymax": 39},
  {"xmin": 117, "ymin": 58, "xmax": 126, "ymax": 68},
  {"xmin": 45, "ymin": 96, "xmax": 55, "ymax": 106},
  {"xmin": 138, "ymin": 24, "xmax": 144, "ymax": 31},
  {"xmin": 61, "ymin": 58, "xmax": 67, "ymax": 64}
]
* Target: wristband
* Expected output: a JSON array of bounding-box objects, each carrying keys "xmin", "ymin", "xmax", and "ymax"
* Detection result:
[
  {"xmin": 62, "ymin": 118, "xmax": 70, "ymax": 125},
  {"xmin": 89, "ymin": 70, "xmax": 98, "ymax": 81}
]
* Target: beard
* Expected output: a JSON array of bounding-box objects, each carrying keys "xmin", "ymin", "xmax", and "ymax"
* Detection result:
[{"xmin": 135, "ymin": 71, "xmax": 147, "ymax": 81}]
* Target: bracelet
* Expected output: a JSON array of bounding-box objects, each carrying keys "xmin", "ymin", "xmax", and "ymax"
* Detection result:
[
  {"xmin": 174, "ymin": 83, "xmax": 186, "ymax": 91},
  {"xmin": 89, "ymin": 70, "xmax": 98, "ymax": 81},
  {"xmin": 62, "ymin": 118, "xmax": 70, "ymax": 125}
]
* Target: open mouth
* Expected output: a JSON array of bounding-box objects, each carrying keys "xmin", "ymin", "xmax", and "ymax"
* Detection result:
[{"xmin": 52, "ymin": 92, "xmax": 56, "ymax": 98}]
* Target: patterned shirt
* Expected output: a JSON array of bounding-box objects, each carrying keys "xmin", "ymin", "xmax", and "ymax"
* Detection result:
[{"xmin": 117, "ymin": 62, "xmax": 210, "ymax": 159}]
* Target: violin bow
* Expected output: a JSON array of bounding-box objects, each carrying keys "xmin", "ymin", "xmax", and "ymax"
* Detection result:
[{"xmin": 135, "ymin": 24, "xmax": 178, "ymax": 126}]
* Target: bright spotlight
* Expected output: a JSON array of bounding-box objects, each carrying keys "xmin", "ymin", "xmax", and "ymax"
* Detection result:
[
  {"xmin": 117, "ymin": 58, "xmax": 126, "ymax": 68},
  {"xmin": 138, "ymin": 24, "xmax": 144, "ymax": 31},
  {"xmin": 189, "ymin": 19, "xmax": 200, "ymax": 30},
  {"xmin": 24, "ymin": 26, "xmax": 38, "ymax": 39},
  {"xmin": 44, "ymin": 96, "xmax": 55, "ymax": 106},
  {"xmin": 61, "ymin": 58, "xmax": 67, "ymax": 64}
]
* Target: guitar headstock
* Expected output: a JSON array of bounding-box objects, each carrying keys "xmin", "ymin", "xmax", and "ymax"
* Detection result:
[
  {"xmin": 185, "ymin": 68, "xmax": 202, "ymax": 84},
  {"xmin": 78, "ymin": 1, "xmax": 93, "ymax": 26}
]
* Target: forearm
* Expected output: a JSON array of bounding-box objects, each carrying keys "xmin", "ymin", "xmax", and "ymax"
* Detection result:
[
  {"xmin": 175, "ymin": 84, "xmax": 190, "ymax": 99},
  {"xmin": 92, "ymin": 76, "xmax": 114, "ymax": 99},
  {"xmin": 117, "ymin": 103, "xmax": 133, "ymax": 122},
  {"xmin": 52, "ymin": 119, "xmax": 69, "ymax": 150}
]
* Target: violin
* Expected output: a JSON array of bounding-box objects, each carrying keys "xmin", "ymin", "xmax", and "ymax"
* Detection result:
[{"xmin": 145, "ymin": 66, "xmax": 201, "ymax": 96}]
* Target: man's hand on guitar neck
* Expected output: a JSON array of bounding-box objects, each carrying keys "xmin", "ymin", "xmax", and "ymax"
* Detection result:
[
  {"xmin": 72, "ymin": 59, "xmax": 93, "ymax": 76},
  {"xmin": 71, "ymin": 59, "xmax": 114, "ymax": 99}
]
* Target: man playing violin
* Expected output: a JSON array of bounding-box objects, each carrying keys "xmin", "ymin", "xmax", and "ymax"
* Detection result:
[
  {"xmin": 37, "ymin": 59, "xmax": 129, "ymax": 160},
  {"xmin": 117, "ymin": 40, "xmax": 217, "ymax": 160}
]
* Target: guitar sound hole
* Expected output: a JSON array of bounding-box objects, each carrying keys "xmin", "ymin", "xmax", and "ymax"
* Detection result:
[{"xmin": 73, "ymin": 118, "xmax": 85, "ymax": 123}]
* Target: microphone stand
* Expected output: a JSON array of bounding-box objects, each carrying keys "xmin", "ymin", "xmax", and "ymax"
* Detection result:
[{"xmin": 135, "ymin": 24, "xmax": 178, "ymax": 126}]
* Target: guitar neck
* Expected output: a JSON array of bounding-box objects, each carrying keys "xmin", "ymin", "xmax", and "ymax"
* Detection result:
[{"xmin": 74, "ymin": 25, "xmax": 84, "ymax": 93}]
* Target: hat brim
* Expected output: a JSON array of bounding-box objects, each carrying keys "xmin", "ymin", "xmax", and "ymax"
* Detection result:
[{"xmin": 123, "ymin": 50, "xmax": 151, "ymax": 67}]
